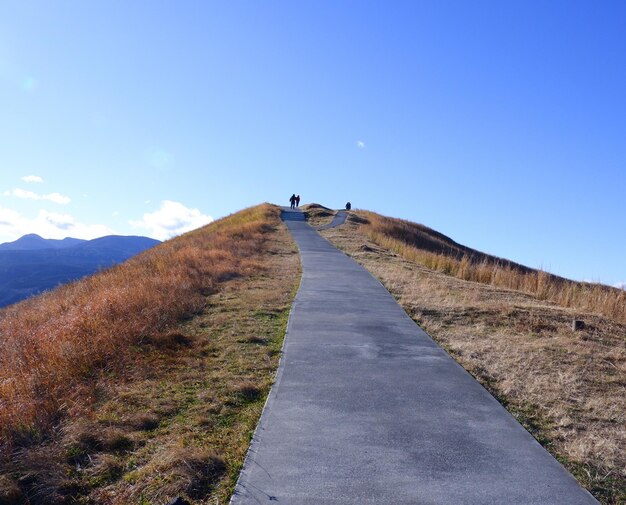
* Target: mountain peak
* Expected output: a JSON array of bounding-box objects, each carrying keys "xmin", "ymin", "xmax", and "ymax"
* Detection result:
[{"xmin": 0, "ymin": 234, "xmax": 51, "ymax": 251}]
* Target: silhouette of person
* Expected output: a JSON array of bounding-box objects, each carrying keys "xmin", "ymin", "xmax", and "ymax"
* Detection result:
[
  {"xmin": 296, "ymin": 195, "xmax": 301, "ymax": 207},
  {"xmin": 289, "ymin": 194, "xmax": 296, "ymax": 209},
  {"xmin": 345, "ymin": 202, "xmax": 351, "ymax": 210}
]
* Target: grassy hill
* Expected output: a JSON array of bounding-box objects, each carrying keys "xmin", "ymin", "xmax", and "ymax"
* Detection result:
[
  {"xmin": 1, "ymin": 202, "xmax": 623, "ymax": 504},
  {"xmin": 0, "ymin": 204, "xmax": 299, "ymax": 504},
  {"xmin": 315, "ymin": 206, "xmax": 625, "ymax": 505}
]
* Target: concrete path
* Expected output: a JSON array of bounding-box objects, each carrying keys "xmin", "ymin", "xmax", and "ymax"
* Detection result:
[
  {"xmin": 316, "ymin": 210, "xmax": 348, "ymax": 230},
  {"xmin": 231, "ymin": 208, "xmax": 598, "ymax": 505}
]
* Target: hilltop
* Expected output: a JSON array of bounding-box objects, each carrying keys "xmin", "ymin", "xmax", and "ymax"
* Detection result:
[
  {"xmin": 0, "ymin": 234, "xmax": 86, "ymax": 251},
  {"xmin": 0, "ymin": 203, "xmax": 623, "ymax": 504}
]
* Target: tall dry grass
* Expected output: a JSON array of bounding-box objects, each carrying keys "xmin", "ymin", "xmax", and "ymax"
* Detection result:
[
  {"xmin": 0, "ymin": 204, "xmax": 279, "ymax": 455},
  {"xmin": 360, "ymin": 211, "xmax": 626, "ymax": 323}
]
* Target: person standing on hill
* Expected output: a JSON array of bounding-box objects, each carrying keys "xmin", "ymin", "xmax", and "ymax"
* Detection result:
[
  {"xmin": 296, "ymin": 195, "xmax": 301, "ymax": 207},
  {"xmin": 289, "ymin": 194, "xmax": 296, "ymax": 209}
]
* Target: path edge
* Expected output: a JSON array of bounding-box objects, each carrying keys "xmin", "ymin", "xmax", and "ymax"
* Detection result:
[{"xmin": 228, "ymin": 211, "xmax": 304, "ymax": 504}]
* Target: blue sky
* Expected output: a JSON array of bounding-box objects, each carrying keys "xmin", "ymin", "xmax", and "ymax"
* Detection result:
[{"xmin": 0, "ymin": 1, "xmax": 624, "ymax": 287}]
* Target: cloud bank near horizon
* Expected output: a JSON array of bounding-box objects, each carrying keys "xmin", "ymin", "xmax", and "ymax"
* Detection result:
[
  {"xmin": 0, "ymin": 206, "xmax": 114, "ymax": 242},
  {"xmin": 129, "ymin": 200, "xmax": 213, "ymax": 240}
]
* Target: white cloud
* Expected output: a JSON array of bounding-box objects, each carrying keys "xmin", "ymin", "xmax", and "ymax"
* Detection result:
[
  {"xmin": 21, "ymin": 175, "xmax": 44, "ymax": 183},
  {"xmin": 0, "ymin": 206, "xmax": 114, "ymax": 242},
  {"xmin": 45, "ymin": 193, "xmax": 71, "ymax": 204},
  {"xmin": 129, "ymin": 200, "xmax": 213, "ymax": 240},
  {"xmin": 5, "ymin": 188, "xmax": 71, "ymax": 204},
  {"xmin": 614, "ymin": 282, "xmax": 626, "ymax": 290},
  {"xmin": 357, "ymin": 140, "xmax": 366, "ymax": 149}
]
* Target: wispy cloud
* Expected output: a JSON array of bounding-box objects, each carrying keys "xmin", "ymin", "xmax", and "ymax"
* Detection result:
[
  {"xmin": 21, "ymin": 175, "xmax": 44, "ymax": 183},
  {"xmin": 4, "ymin": 188, "xmax": 71, "ymax": 204},
  {"xmin": 0, "ymin": 206, "xmax": 114, "ymax": 242},
  {"xmin": 129, "ymin": 200, "xmax": 213, "ymax": 240},
  {"xmin": 356, "ymin": 140, "xmax": 366, "ymax": 149}
]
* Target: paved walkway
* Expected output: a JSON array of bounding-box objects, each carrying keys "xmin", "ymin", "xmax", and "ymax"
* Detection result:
[
  {"xmin": 231, "ymin": 208, "xmax": 598, "ymax": 505},
  {"xmin": 316, "ymin": 210, "xmax": 348, "ymax": 230}
]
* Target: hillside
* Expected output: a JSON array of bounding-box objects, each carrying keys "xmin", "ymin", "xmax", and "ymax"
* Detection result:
[
  {"xmin": 316, "ymin": 207, "xmax": 625, "ymax": 504},
  {"xmin": 0, "ymin": 204, "xmax": 299, "ymax": 504},
  {"xmin": 1, "ymin": 203, "xmax": 623, "ymax": 504},
  {"xmin": 0, "ymin": 234, "xmax": 161, "ymax": 307}
]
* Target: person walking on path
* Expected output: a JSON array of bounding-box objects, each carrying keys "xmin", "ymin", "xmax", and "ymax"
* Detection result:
[
  {"xmin": 296, "ymin": 195, "xmax": 301, "ymax": 207},
  {"xmin": 289, "ymin": 194, "xmax": 297, "ymax": 209}
]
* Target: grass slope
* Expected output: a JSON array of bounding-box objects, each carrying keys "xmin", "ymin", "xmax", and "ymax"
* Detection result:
[
  {"xmin": 0, "ymin": 204, "xmax": 300, "ymax": 504},
  {"xmin": 320, "ymin": 209, "xmax": 625, "ymax": 505}
]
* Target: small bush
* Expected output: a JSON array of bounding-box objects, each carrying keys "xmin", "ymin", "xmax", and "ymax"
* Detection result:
[
  {"xmin": 153, "ymin": 448, "xmax": 226, "ymax": 500},
  {"xmin": 0, "ymin": 475, "xmax": 22, "ymax": 505},
  {"xmin": 85, "ymin": 454, "xmax": 124, "ymax": 487},
  {"xmin": 234, "ymin": 381, "xmax": 262, "ymax": 402},
  {"xmin": 146, "ymin": 332, "xmax": 193, "ymax": 349},
  {"xmin": 100, "ymin": 430, "xmax": 134, "ymax": 453},
  {"xmin": 65, "ymin": 424, "xmax": 134, "ymax": 461},
  {"xmin": 128, "ymin": 412, "xmax": 160, "ymax": 431}
]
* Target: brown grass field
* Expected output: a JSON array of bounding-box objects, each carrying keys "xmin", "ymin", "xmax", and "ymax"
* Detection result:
[
  {"xmin": 0, "ymin": 204, "xmax": 300, "ymax": 504},
  {"xmin": 2, "ymin": 202, "xmax": 623, "ymax": 503},
  {"xmin": 320, "ymin": 210, "xmax": 625, "ymax": 505}
]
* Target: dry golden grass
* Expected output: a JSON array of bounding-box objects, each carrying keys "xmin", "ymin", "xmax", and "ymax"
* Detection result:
[
  {"xmin": 362, "ymin": 211, "xmax": 626, "ymax": 324},
  {"xmin": 321, "ymin": 211, "xmax": 626, "ymax": 504},
  {"xmin": 0, "ymin": 203, "xmax": 300, "ymax": 504}
]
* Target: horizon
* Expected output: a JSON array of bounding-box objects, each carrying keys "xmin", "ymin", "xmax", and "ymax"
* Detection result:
[
  {"xmin": 1, "ymin": 2, "xmax": 624, "ymax": 287},
  {"xmin": 0, "ymin": 231, "xmax": 163, "ymax": 242},
  {"xmin": 3, "ymin": 203, "xmax": 625, "ymax": 292}
]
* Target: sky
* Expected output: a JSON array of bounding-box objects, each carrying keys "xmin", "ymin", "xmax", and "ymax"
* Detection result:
[{"xmin": 0, "ymin": 1, "xmax": 624, "ymax": 287}]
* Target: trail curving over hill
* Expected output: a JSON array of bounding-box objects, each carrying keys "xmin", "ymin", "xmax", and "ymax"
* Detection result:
[
  {"xmin": 231, "ymin": 207, "xmax": 598, "ymax": 504},
  {"xmin": 316, "ymin": 210, "xmax": 348, "ymax": 230}
]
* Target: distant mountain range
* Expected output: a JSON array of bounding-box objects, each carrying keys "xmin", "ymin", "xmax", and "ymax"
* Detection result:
[{"xmin": 0, "ymin": 234, "xmax": 160, "ymax": 308}]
